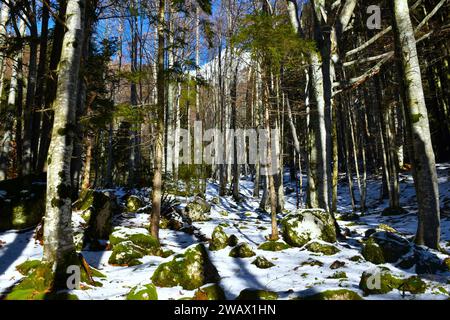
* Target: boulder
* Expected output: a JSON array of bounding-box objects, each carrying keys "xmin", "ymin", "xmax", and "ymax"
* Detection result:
[
  {"xmin": 227, "ymin": 234, "xmax": 239, "ymax": 247},
  {"xmin": 193, "ymin": 284, "xmax": 226, "ymax": 300},
  {"xmin": 185, "ymin": 196, "xmax": 211, "ymax": 221},
  {"xmin": 108, "ymin": 241, "xmax": 147, "ymax": 266},
  {"xmin": 252, "ymin": 256, "xmax": 275, "ymax": 269},
  {"xmin": 126, "ymin": 284, "xmax": 158, "ymax": 300},
  {"xmin": 151, "ymin": 244, "xmax": 220, "ymax": 290},
  {"xmin": 229, "ymin": 243, "xmax": 256, "ymax": 258},
  {"xmin": 280, "ymin": 209, "xmax": 336, "ymax": 247},
  {"xmin": 305, "ymin": 241, "xmax": 340, "ymax": 255},
  {"xmin": 236, "ymin": 289, "xmax": 278, "ymax": 300},
  {"xmin": 209, "ymin": 226, "xmax": 229, "ymax": 251},
  {"xmin": 362, "ymin": 231, "xmax": 411, "ymax": 264},
  {"xmin": 0, "ymin": 175, "xmax": 46, "ymax": 231},
  {"xmin": 258, "ymin": 241, "xmax": 290, "ymax": 251},
  {"xmin": 126, "ymin": 195, "xmax": 144, "ymax": 213},
  {"xmin": 84, "ymin": 191, "xmax": 116, "ymax": 242},
  {"xmin": 303, "ymin": 289, "xmax": 363, "ymax": 300}
]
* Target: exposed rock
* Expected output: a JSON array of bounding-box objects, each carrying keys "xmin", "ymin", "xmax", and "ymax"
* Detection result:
[
  {"xmin": 0, "ymin": 175, "xmax": 46, "ymax": 231},
  {"xmin": 280, "ymin": 209, "xmax": 336, "ymax": 247},
  {"xmin": 381, "ymin": 206, "xmax": 407, "ymax": 216},
  {"xmin": 305, "ymin": 241, "xmax": 340, "ymax": 255},
  {"xmin": 303, "ymin": 289, "xmax": 362, "ymax": 300},
  {"xmin": 151, "ymin": 244, "xmax": 220, "ymax": 290},
  {"xmin": 209, "ymin": 225, "xmax": 229, "ymax": 251},
  {"xmin": 185, "ymin": 196, "xmax": 211, "ymax": 221},
  {"xmin": 227, "ymin": 234, "xmax": 239, "ymax": 247},
  {"xmin": 258, "ymin": 241, "xmax": 290, "ymax": 251},
  {"xmin": 328, "ymin": 271, "xmax": 347, "ymax": 279},
  {"xmin": 229, "ymin": 242, "xmax": 256, "ymax": 258},
  {"xmin": 397, "ymin": 246, "xmax": 447, "ymax": 274},
  {"xmin": 193, "ymin": 284, "xmax": 226, "ymax": 300},
  {"xmin": 84, "ymin": 191, "xmax": 117, "ymax": 243},
  {"xmin": 252, "ymin": 256, "xmax": 275, "ymax": 269},
  {"xmin": 330, "ymin": 260, "xmax": 346, "ymax": 269},
  {"xmin": 236, "ymin": 289, "xmax": 278, "ymax": 300},
  {"xmin": 126, "ymin": 284, "xmax": 158, "ymax": 300},
  {"xmin": 300, "ymin": 259, "xmax": 323, "ymax": 267}
]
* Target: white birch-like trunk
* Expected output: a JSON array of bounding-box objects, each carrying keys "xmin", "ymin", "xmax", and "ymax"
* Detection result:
[{"xmin": 43, "ymin": 0, "xmax": 85, "ymax": 265}]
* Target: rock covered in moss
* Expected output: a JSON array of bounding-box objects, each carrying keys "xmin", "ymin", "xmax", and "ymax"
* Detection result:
[
  {"xmin": 193, "ymin": 284, "xmax": 226, "ymax": 300},
  {"xmin": 303, "ymin": 289, "xmax": 363, "ymax": 300},
  {"xmin": 280, "ymin": 209, "xmax": 336, "ymax": 247},
  {"xmin": 305, "ymin": 241, "xmax": 340, "ymax": 255},
  {"xmin": 252, "ymin": 256, "xmax": 275, "ymax": 269},
  {"xmin": 126, "ymin": 195, "xmax": 144, "ymax": 213},
  {"xmin": 236, "ymin": 289, "xmax": 278, "ymax": 300},
  {"xmin": 84, "ymin": 191, "xmax": 116, "ymax": 242},
  {"xmin": 0, "ymin": 174, "xmax": 46, "ymax": 231},
  {"xmin": 444, "ymin": 258, "xmax": 450, "ymax": 271},
  {"xmin": 126, "ymin": 283, "xmax": 158, "ymax": 300},
  {"xmin": 151, "ymin": 244, "xmax": 220, "ymax": 290},
  {"xmin": 185, "ymin": 196, "xmax": 211, "ymax": 221},
  {"xmin": 300, "ymin": 259, "xmax": 323, "ymax": 267},
  {"xmin": 362, "ymin": 231, "xmax": 411, "ymax": 264},
  {"xmin": 209, "ymin": 225, "xmax": 229, "ymax": 251},
  {"xmin": 330, "ymin": 260, "xmax": 345, "ymax": 269},
  {"xmin": 359, "ymin": 267, "xmax": 426, "ymax": 295},
  {"xmin": 328, "ymin": 271, "xmax": 347, "ymax": 279},
  {"xmin": 227, "ymin": 234, "xmax": 239, "ymax": 247},
  {"xmin": 7, "ymin": 255, "xmax": 103, "ymax": 300},
  {"xmin": 258, "ymin": 241, "xmax": 290, "ymax": 251},
  {"xmin": 108, "ymin": 241, "xmax": 147, "ymax": 266},
  {"xmin": 229, "ymin": 242, "xmax": 256, "ymax": 258},
  {"xmin": 108, "ymin": 227, "xmax": 161, "ymax": 265}
]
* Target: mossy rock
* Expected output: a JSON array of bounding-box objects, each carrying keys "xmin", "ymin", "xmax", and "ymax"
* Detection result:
[
  {"xmin": 303, "ymin": 289, "xmax": 363, "ymax": 300},
  {"xmin": 126, "ymin": 283, "xmax": 158, "ymax": 300},
  {"xmin": 359, "ymin": 268, "xmax": 402, "ymax": 295},
  {"xmin": 7, "ymin": 255, "xmax": 102, "ymax": 300},
  {"xmin": 84, "ymin": 191, "xmax": 116, "ymax": 242},
  {"xmin": 108, "ymin": 241, "xmax": 146, "ymax": 266},
  {"xmin": 0, "ymin": 175, "xmax": 46, "ymax": 231},
  {"xmin": 227, "ymin": 234, "xmax": 239, "ymax": 247},
  {"xmin": 444, "ymin": 258, "xmax": 450, "ymax": 271},
  {"xmin": 229, "ymin": 243, "xmax": 256, "ymax": 258},
  {"xmin": 377, "ymin": 223, "xmax": 398, "ymax": 233},
  {"xmin": 305, "ymin": 241, "xmax": 340, "ymax": 255},
  {"xmin": 109, "ymin": 227, "xmax": 160, "ymax": 250},
  {"xmin": 219, "ymin": 210, "xmax": 228, "ymax": 216},
  {"xmin": 126, "ymin": 195, "xmax": 144, "ymax": 213},
  {"xmin": 185, "ymin": 196, "xmax": 211, "ymax": 221},
  {"xmin": 401, "ymin": 276, "xmax": 427, "ymax": 294},
  {"xmin": 193, "ymin": 284, "xmax": 226, "ymax": 300},
  {"xmin": 252, "ymin": 256, "xmax": 275, "ymax": 269},
  {"xmin": 328, "ymin": 271, "xmax": 347, "ymax": 279},
  {"xmin": 280, "ymin": 209, "xmax": 336, "ymax": 247},
  {"xmin": 73, "ymin": 189, "xmax": 95, "ymax": 211},
  {"xmin": 209, "ymin": 226, "xmax": 229, "ymax": 251},
  {"xmin": 349, "ymin": 255, "xmax": 364, "ymax": 262},
  {"xmin": 362, "ymin": 231, "xmax": 411, "ymax": 264},
  {"xmin": 258, "ymin": 241, "xmax": 290, "ymax": 251},
  {"xmin": 151, "ymin": 244, "xmax": 220, "ymax": 290},
  {"xmin": 236, "ymin": 289, "xmax": 278, "ymax": 300},
  {"xmin": 361, "ymin": 238, "xmax": 385, "ymax": 264},
  {"xmin": 211, "ymin": 197, "xmax": 220, "ymax": 205}
]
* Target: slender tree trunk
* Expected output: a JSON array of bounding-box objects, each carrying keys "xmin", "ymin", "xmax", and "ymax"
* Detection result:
[
  {"xmin": 43, "ymin": 0, "xmax": 85, "ymax": 272},
  {"xmin": 0, "ymin": 3, "xmax": 9, "ymax": 99},
  {"xmin": 150, "ymin": 0, "xmax": 165, "ymax": 241},
  {"xmin": 391, "ymin": 0, "xmax": 440, "ymax": 249}
]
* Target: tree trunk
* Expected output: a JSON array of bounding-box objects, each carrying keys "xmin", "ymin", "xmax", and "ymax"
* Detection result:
[
  {"xmin": 391, "ymin": 0, "xmax": 440, "ymax": 248},
  {"xmin": 43, "ymin": 0, "xmax": 85, "ymax": 271}
]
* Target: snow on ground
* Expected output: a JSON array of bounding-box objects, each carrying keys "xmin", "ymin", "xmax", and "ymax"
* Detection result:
[{"xmin": 1, "ymin": 164, "xmax": 450, "ymax": 300}]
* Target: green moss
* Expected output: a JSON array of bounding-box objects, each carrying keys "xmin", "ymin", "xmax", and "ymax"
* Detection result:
[
  {"xmin": 377, "ymin": 223, "xmax": 397, "ymax": 233},
  {"xmin": 209, "ymin": 226, "xmax": 229, "ymax": 251},
  {"xmin": 126, "ymin": 284, "xmax": 158, "ymax": 300},
  {"xmin": 236, "ymin": 289, "xmax": 278, "ymax": 300},
  {"xmin": 443, "ymin": 258, "xmax": 450, "ymax": 271},
  {"xmin": 300, "ymin": 259, "xmax": 323, "ymax": 267},
  {"xmin": 252, "ymin": 256, "xmax": 275, "ymax": 269},
  {"xmin": 219, "ymin": 210, "xmax": 228, "ymax": 216},
  {"xmin": 349, "ymin": 255, "xmax": 364, "ymax": 262},
  {"xmin": 359, "ymin": 268, "xmax": 402, "ymax": 295},
  {"xmin": 303, "ymin": 289, "xmax": 363, "ymax": 300},
  {"xmin": 193, "ymin": 284, "xmax": 226, "ymax": 300},
  {"xmin": 229, "ymin": 243, "xmax": 256, "ymax": 258},
  {"xmin": 16, "ymin": 260, "xmax": 41, "ymax": 275},
  {"xmin": 305, "ymin": 241, "xmax": 340, "ymax": 255},
  {"xmin": 361, "ymin": 238, "xmax": 385, "ymax": 264},
  {"xmin": 126, "ymin": 195, "xmax": 144, "ymax": 212},
  {"xmin": 108, "ymin": 241, "xmax": 146, "ymax": 266},
  {"xmin": 258, "ymin": 241, "xmax": 291, "ymax": 251},
  {"xmin": 151, "ymin": 244, "xmax": 220, "ymax": 290},
  {"xmin": 401, "ymin": 276, "xmax": 427, "ymax": 294},
  {"xmin": 73, "ymin": 189, "xmax": 94, "ymax": 211}
]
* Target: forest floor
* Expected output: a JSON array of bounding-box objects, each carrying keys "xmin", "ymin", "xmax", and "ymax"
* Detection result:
[{"xmin": 1, "ymin": 165, "xmax": 450, "ymax": 300}]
